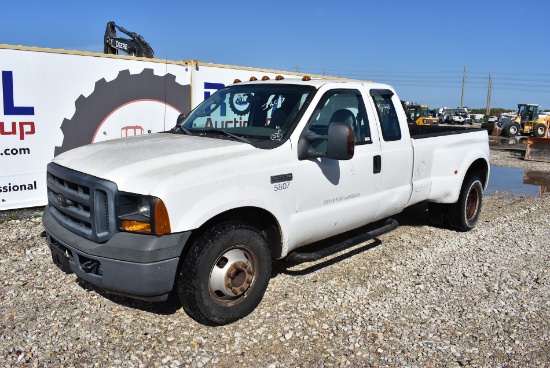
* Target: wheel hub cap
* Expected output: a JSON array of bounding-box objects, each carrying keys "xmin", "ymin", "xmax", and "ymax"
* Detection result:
[
  {"xmin": 209, "ymin": 249, "xmax": 254, "ymax": 298},
  {"xmin": 225, "ymin": 261, "xmax": 253, "ymax": 295}
]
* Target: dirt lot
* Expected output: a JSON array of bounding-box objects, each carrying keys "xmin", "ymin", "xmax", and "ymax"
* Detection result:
[{"xmin": 1, "ymin": 147, "xmax": 549, "ymax": 367}]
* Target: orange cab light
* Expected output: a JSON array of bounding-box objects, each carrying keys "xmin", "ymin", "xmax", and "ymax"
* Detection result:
[
  {"xmin": 122, "ymin": 220, "xmax": 151, "ymax": 233},
  {"xmin": 302, "ymin": 75, "xmax": 311, "ymax": 81},
  {"xmin": 233, "ymin": 78, "xmax": 242, "ymax": 83},
  {"xmin": 275, "ymin": 75, "xmax": 284, "ymax": 80},
  {"xmin": 249, "ymin": 76, "xmax": 258, "ymax": 81},
  {"xmin": 262, "ymin": 76, "xmax": 270, "ymax": 80}
]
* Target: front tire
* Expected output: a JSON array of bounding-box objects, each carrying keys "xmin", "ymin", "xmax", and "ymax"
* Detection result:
[
  {"xmin": 533, "ymin": 123, "xmax": 547, "ymax": 138},
  {"xmin": 504, "ymin": 122, "xmax": 520, "ymax": 137},
  {"xmin": 446, "ymin": 175, "xmax": 483, "ymax": 231},
  {"xmin": 177, "ymin": 221, "xmax": 272, "ymax": 325}
]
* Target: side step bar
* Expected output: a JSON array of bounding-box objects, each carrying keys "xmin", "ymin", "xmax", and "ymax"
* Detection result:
[{"xmin": 285, "ymin": 218, "xmax": 398, "ymax": 264}]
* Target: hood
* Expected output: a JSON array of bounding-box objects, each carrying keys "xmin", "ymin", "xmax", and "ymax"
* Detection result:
[{"xmin": 53, "ymin": 133, "xmax": 257, "ymax": 193}]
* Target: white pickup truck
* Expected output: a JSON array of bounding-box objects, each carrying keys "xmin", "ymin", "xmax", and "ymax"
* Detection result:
[
  {"xmin": 43, "ymin": 76, "xmax": 490, "ymax": 325},
  {"xmin": 452, "ymin": 115, "xmax": 465, "ymax": 124}
]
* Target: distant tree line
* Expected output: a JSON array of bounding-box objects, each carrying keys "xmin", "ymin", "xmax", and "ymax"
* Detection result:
[{"xmin": 470, "ymin": 107, "xmax": 513, "ymax": 118}]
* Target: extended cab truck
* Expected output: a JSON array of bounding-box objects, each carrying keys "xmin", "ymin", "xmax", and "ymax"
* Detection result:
[{"xmin": 43, "ymin": 77, "xmax": 490, "ymax": 325}]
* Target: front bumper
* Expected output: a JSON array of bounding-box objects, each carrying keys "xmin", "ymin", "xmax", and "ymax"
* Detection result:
[{"xmin": 43, "ymin": 206, "xmax": 191, "ymax": 301}]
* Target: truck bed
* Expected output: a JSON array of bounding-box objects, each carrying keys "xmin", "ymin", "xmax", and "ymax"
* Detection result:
[{"xmin": 408, "ymin": 124, "xmax": 484, "ymax": 139}]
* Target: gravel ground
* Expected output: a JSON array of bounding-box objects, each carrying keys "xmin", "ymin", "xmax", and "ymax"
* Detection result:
[{"xmin": 1, "ymin": 148, "xmax": 549, "ymax": 367}]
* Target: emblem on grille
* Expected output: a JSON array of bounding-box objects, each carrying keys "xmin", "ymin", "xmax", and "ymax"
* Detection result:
[{"xmin": 56, "ymin": 193, "xmax": 68, "ymax": 207}]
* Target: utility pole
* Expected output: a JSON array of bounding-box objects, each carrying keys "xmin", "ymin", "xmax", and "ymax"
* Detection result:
[
  {"xmin": 486, "ymin": 73, "xmax": 492, "ymax": 116},
  {"xmin": 460, "ymin": 66, "xmax": 466, "ymax": 108},
  {"xmin": 295, "ymin": 64, "xmax": 299, "ymax": 73}
]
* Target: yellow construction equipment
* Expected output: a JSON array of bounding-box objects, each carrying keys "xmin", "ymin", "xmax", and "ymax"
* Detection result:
[
  {"xmin": 525, "ymin": 116, "xmax": 550, "ymax": 162},
  {"xmin": 492, "ymin": 104, "xmax": 549, "ymax": 137},
  {"xmin": 515, "ymin": 104, "xmax": 550, "ymax": 137},
  {"xmin": 490, "ymin": 103, "xmax": 550, "ymax": 161},
  {"xmin": 526, "ymin": 136, "xmax": 550, "ymax": 162},
  {"xmin": 403, "ymin": 103, "xmax": 438, "ymax": 125}
]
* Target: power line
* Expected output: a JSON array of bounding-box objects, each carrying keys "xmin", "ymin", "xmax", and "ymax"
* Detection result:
[{"xmin": 299, "ymin": 66, "xmax": 550, "ymax": 78}]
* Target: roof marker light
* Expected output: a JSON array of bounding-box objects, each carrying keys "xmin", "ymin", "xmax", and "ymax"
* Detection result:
[
  {"xmin": 302, "ymin": 76, "xmax": 311, "ymax": 81},
  {"xmin": 262, "ymin": 76, "xmax": 270, "ymax": 81},
  {"xmin": 249, "ymin": 76, "xmax": 258, "ymax": 81},
  {"xmin": 275, "ymin": 75, "xmax": 284, "ymax": 80}
]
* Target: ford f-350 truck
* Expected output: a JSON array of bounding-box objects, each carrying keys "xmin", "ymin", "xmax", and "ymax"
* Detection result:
[{"xmin": 43, "ymin": 76, "xmax": 490, "ymax": 325}]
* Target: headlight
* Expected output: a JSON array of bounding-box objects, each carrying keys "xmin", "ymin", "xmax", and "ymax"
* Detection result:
[
  {"xmin": 138, "ymin": 197, "xmax": 151, "ymax": 217},
  {"xmin": 117, "ymin": 194, "xmax": 171, "ymax": 235}
]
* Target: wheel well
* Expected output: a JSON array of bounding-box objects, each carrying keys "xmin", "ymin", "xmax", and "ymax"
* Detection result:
[
  {"xmin": 465, "ymin": 158, "xmax": 489, "ymax": 188},
  {"xmin": 186, "ymin": 207, "xmax": 282, "ymax": 260}
]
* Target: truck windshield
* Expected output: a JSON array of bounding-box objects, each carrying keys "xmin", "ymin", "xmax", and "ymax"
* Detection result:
[{"xmin": 177, "ymin": 84, "xmax": 315, "ymax": 146}]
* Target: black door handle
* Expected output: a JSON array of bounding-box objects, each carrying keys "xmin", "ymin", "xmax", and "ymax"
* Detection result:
[{"xmin": 373, "ymin": 155, "xmax": 381, "ymax": 174}]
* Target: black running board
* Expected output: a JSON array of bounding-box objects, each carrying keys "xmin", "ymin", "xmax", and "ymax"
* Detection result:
[{"xmin": 285, "ymin": 218, "xmax": 398, "ymax": 264}]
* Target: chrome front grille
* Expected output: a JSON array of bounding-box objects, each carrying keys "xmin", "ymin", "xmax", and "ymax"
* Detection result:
[{"xmin": 46, "ymin": 163, "xmax": 118, "ymax": 243}]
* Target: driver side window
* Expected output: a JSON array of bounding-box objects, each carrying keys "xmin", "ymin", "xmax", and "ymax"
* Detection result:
[{"xmin": 308, "ymin": 90, "xmax": 371, "ymax": 154}]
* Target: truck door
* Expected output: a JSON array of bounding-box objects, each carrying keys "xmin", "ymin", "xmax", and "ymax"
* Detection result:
[
  {"xmin": 290, "ymin": 88, "xmax": 383, "ymax": 249},
  {"xmin": 368, "ymin": 89, "xmax": 413, "ymax": 220}
]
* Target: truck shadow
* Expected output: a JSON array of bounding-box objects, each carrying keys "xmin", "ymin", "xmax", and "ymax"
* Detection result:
[
  {"xmin": 274, "ymin": 238, "xmax": 383, "ymax": 276},
  {"xmin": 75, "ymin": 278, "xmax": 182, "ymax": 315},
  {"xmin": 275, "ymin": 201, "xmax": 432, "ymax": 276}
]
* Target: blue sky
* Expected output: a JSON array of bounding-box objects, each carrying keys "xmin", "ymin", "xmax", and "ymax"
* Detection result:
[{"xmin": 2, "ymin": 0, "xmax": 549, "ymax": 111}]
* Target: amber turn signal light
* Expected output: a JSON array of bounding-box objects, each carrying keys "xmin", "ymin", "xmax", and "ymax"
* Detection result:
[
  {"xmin": 122, "ymin": 220, "xmax": 151, "ymax": 233},
  {"xmin": 154, "ymin": 199, "xmax": 171, "ymax": 235}
]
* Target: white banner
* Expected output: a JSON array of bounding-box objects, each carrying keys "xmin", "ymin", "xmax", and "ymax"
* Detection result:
[{"xmin": 0, "ymin": 48, "xmax": 191, "ymax": 210}]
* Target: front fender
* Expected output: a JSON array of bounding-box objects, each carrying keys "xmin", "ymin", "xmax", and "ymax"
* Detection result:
[{"xmin": 170, "ymin": 183, "xmax": 292, "ymax": 236}]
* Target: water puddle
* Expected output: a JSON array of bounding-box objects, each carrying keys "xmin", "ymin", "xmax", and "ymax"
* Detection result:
[
  {"xmin": 488, "ymin": 136, "xmax": 527, "ymax": 150},
  {"xmin": 486, "ymin": 166, "xmax": 550, "ymax": 197}
]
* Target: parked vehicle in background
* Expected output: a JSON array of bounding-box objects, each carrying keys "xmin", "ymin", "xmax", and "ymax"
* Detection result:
[
  {"xmin": 495, "ymin": 104, "xmax": 550, "ymax": 138},
  {"xmin": 402, "ymin": 102, "xmax": 439, "ymax": 125},
  {"xmin": 452, "ymin": 115, "xmax": 465, "ymax": 124},
  {"xmin": 438, "ymin": 107, "xmax": 470, "ymax": 125},
  {"xmin": 515, "ymin": 104, "xmax": 550, "ymax": 137},
  {"xmin": 494, "ymin": 114, "xmax": 518, "ymax": 137}
]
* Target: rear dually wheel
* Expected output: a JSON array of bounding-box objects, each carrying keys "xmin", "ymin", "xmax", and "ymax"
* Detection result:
[{"xmin": 446, "ymin": 175, "xmax": 483, "ymax": 231}]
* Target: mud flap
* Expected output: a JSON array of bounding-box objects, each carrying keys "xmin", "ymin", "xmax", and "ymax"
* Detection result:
[{"xmin": 525, "ymin": 137, "xmax": 550, "ymax": 162}]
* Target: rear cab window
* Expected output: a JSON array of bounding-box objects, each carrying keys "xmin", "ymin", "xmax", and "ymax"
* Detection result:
[{"xmin": 370, "ymin": 89, "xmax": 401, "ymax": 142}]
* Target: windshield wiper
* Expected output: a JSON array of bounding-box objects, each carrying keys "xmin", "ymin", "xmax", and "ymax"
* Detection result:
[
  {"xmin": 202, "ymin": 129, "xmax": 252, "ymax": 145},
  {"xmin": 170, "ymin": 125, "xmax": 194, "ymax": 135}
]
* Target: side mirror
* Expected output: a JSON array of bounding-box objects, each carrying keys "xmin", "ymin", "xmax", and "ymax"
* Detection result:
[
  {"xmin": 298, "ymin": 121, "xmax": 355, "ymax": 160},
  {"xmin": 327, "ymin": 122, "xmax": 355, "ymax": 160}
]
